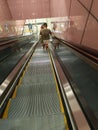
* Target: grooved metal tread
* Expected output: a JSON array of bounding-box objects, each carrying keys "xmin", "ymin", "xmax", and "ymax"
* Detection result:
[
  {"xmin": 17, "ymin": 84, "xmax": 57, "ymax": 96},
  {"xmin": 22, "ymin": 74, "xmax": 54, "ymax": 84},
  {"xmin": 21, "ymin": 63, "xmax": 55, "ymax": 85},
  {"xmin": 27, "ymin": 63, "xmax": 52, "ymax": 71},
  {"xmin": 25, "ymin": 68, "xmax": 53, "ymax": 75},
  {"xmin": 21, "ymin": 80, "xmax": 55, "ymax": 86},
  {"xmin": 19, "ymin": 82, "xmax": 55, "ymax": 89},
  {"xmin": 0, "ymin": 114, "xmax": 66, "ymax": 130},
  {"xmin": 8, "ymin": 95, "xmax": 61, "ymax": 118},
  {"xmin": 24, "ymin": 65, "xmax": 53, "ymax": 76},
  {"xmin": 31, "ymin": 56, "xmax": 50, "ymax": 61},
  {"xmin": 31, "ymin": 56, "xmax": 50, "ymax": 63},
  {"xmin": 1, "ymin": 48, "xmax": 67, "ymax": 130}
]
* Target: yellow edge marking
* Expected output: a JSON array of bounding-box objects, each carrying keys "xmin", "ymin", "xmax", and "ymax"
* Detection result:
[
  {"xmin": 12, "ymin": 52, "xmax": 33, "ymax": 96},
  {"xmin": 49, "ymin": 51, "xmax": 69, "ymax": 130},
  {"xmin": 2, "ymin": 55, "xmax": 33, "ymax": 118},
  {"xmin": 53, "ymin": 69, "xmax": 64, "ymax": 113},
  {"xmin": 12, "ymin": 61, "xmax": 30, "ymax": 98},
  {"xmin": 12, "ymin": 85, "xmax": 19, "ymax": 98},
  {"xmin": 2, "ymin": 99, "xmax": 11, "ymax": 119}
]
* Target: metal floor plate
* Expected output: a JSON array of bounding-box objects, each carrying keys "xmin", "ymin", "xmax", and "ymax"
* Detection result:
[
  {"xmin": 8, "ymin": 94, "xmax": 61, "ymax": 118},
  {"xmin": 17, "ymin": 83, "xmax": 57, "ymax": 96},
  {"xmin": 0, "ymin": 114, "xmax": 66, "ymax": 130}
]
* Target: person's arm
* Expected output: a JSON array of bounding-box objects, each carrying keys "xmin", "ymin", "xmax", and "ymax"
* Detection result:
[
  {"xmin": 49, "ymin": 29, "xmax": 52, "ymax": 35},
  {"xmin": 40, "ymin": 30, "xmax": 42, "ymax": 35}
]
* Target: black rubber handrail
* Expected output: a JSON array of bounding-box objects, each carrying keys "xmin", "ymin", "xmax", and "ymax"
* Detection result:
[
  {"xmin": 56, "ymin": 37, "xmax": 98, "ymax": 64},
  {"xmin": 0, "ymin": 41, "xmax": 38, "ymax": 116}
]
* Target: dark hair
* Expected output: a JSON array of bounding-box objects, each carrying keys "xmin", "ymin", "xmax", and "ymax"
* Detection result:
[{"xmin": 43, "ymin": 23, "xmax": 47, "ymax": 27}]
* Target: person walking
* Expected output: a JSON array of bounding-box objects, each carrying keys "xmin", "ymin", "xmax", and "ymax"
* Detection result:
[
  {"xmin": 40, "ymin": 23, "xmax": 52, "ymax": 50},
  {"xmin": 39, "ymin": 24, "xmax": 44, "ymax": 48}
]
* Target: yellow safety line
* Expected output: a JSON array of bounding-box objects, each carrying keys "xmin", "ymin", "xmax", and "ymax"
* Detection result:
[
  {"xmin": 2, "ymin": 75, "xmax": 25, "ymax": 118},
  {"xmin": 12, "ymin": 70, "xmax": 27, "ymax": 98},
  {"xmin": 2, "ymin": 52, "xmax": 34, "ymax": 118},
  {"xmin": 12, "ymin": 52, "xmax": 34, "ymax": 98},
  {"xmin": 2, "ymin": 60, "xmax": 30, "ymax": 118},
  {"xmin": 49, "ymin": 51, "xmax": 69, "ymax": 130},
  {"xmin": 12, "ymin": 84, "xmax": 19, "ymax": 98},
  {"xmin": 2, "ymin": 99, "xmax": 11, "ymax": 119},
  {"xmin": 12, "ymin": 59, "xmax": 31, "ymax": 98}
]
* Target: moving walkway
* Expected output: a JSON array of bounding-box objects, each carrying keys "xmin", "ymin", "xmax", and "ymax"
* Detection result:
[
  {"xmin": 0, "ymin": 44, "xmax": 68, "ymax": 130},
  {"xmin": 0, "ymin": 38, "xmax": 97, "ymax": 129},
  {"xmin": 50, "ymin": 40, "xmax": 98, "ymax": 130}
]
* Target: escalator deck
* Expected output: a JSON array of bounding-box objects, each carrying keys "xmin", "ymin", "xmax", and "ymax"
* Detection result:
[{"xmin": 0, "ymin": 47, "xmax": 67, "ymax": 130}]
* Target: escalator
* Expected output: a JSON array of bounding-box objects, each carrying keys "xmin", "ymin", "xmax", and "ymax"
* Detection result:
[
  {"xmin": 0, "ymin": 37, "xmax": 34, "ymax": 84},
  {"xmin": 0, "ymin": 45, "xmax": 69, "ymax": 130},
  {"xmin": 52, "ymin": 43, "xmax": 98, "ymax": 130}
]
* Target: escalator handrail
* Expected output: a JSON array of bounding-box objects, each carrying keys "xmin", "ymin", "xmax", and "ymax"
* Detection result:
[
  {"xmin": 56, "ymin": 37, "xmax": 98, "ymax": 65},
  {"xmin": 0, "ymin": 41, "xmax": 38, "ymax": 111},
  {"xmin": 49, "ymin": 44, "xmax": 91, "ymax": 130}
]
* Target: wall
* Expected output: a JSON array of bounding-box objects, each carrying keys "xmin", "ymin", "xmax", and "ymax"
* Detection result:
[
  {"xmin": 50, "ymin": 0, "xmax": 70, "ymax": 17},
  {"xmin": 52, "ymin": 0, "xmax": 98, "ymax": 51},
  {"xmin": 0, "ymin": 0, "xmax": 12, "ymax": 21},
  {"xmin": 7, "ymin": 0, "xmax": 50, "ymax": 20},
  {"xmin": 0, "ymin": 20, "xmax": 25, "ymax": 38},
  {"xmin": 0, "ymin": 0, "xmax": 97, "ymax": 50}
]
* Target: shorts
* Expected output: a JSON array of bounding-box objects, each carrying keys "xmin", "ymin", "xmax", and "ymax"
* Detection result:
[{"xmin": 43, "ymin": 40, "xmax": 49, "ymax": 45}]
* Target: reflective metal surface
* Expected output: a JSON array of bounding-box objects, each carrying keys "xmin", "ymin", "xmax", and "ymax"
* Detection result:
[
  {"xmin": 49, "ymin": 46, "xmax": 91, "ymax": 130},
  {"xmin": 0, "ymin": 42, "xmax": 37, "ymax": 109}
]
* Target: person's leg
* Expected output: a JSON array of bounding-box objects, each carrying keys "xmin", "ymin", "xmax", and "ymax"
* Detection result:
[
  {"xmin": 42, "ymin": 43, "xmax": 45, "ymax": 49},
  {"xmin": 46, "ymin": 44, "xmax": 48, "ymax": 50},
  {"xmin": 45, "ymin": 40, "xmax": 49, "ymax": 50},
  {"xmin": 43, "ymin": 40, "xmax": 46, "ymax": 49},
  {"xmin": 43, "ymin": 40, "xmax": 49, "ymax": 50}
]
